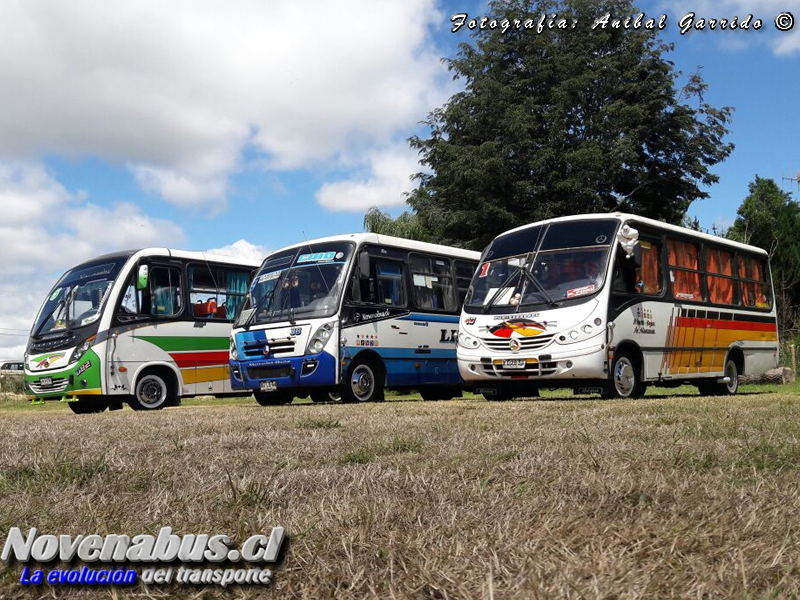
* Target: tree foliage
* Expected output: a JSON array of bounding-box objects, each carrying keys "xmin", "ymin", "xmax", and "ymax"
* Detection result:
[
  {"xmin": 400, "ymin": 0, "xmax": 733, "ymax": 250},
  {"xmin": 363, "ymin": 206, "xmax": 432, "ymax": 241}
]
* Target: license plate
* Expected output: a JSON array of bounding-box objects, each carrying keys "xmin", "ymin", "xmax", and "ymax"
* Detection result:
[
  {"xmin": 39, "ymin": 377, "xmax": 53, "ymax": 386},
  {"xmin": 502, "ymin": 359, "xmax": 526, "ymax": 370},
  {"xmin": 260, "ymin": 381, "xmax": 277, "ymax": 392}
]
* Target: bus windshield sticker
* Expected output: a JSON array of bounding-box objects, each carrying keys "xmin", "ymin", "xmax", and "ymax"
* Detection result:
[
  {"xmin": 49, "ymin": 288, "xmax": 62, "ymax": 301},
  {"xmin": 256, "ymin": 270, "xmax": 283, "ymax": 284},
  {"xmin": 297, "ymin": 251, "xmax": 337, "ymax": 263},
  {"xmin": 566, "ymin": 284, "xmax": 596, "ymax": 298},
  {"xmin": 479, "ymin": 263, "xmax": 490, "ymax": 278}
]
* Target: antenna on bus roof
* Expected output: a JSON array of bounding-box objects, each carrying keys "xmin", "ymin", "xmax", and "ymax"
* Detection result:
[{"xmin": 301, "ymin": 230, "xmax": 331, "ymax": 296}]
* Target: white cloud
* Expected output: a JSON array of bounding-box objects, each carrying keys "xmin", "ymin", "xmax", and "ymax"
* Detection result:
[
  {"xmin": 207, "ymin": 239, "xmax": 269, "ymax": 261},
  {"xmin": 0, "ymin": 0, "xmax": 449, "ymax": 205},
  {"xmin": 660, "ymin": 1, "xmax": 800, "ymax": 54},
  {"xmin": 0, "ymin": 162, "xmax": 184, "ymax": 360},
  {"xmin": 316, "ymin": 145, "xmax": 422, "ymax": 211}
]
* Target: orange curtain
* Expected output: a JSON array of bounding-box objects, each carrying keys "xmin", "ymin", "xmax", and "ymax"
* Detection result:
[
  {"xmin": 668, "ymin": 239, "xmax": 701, "ymax": 300},
  {"xmin": 707, "ymin": 249, "xmax": 734, "ymax": 304}
]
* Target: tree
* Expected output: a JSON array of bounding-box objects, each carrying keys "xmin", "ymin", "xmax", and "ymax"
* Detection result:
[
  {"xmin": 405, "ymin": 0, "xmax": 733, "ymax": 250},
  {"xmin": 728, "ymin": 177, "xmax": 800, "ymax": 339},
  {"xmin": 362, "ymin": 206, "xmax": 432, "ymax": 241}
]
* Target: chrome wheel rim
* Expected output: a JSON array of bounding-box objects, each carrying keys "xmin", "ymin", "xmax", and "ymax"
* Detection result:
[
  {"xmin": 725, "ymin": 360, "xmax": 738, "ymax": 393},
  {"xmin": 350, "ymin": 365, "xmax": 374, "ymax": 401},
  {"xmin": 614, "ymin": 357, "xmax": 635, "ymax": 397},
  {"xmin": 137, "ymin": 375, "xmax": 167, "ymax": 408}
]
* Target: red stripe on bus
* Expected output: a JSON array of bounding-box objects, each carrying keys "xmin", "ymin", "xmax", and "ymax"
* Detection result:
[
  {"xmin": 675, "ymin": 317, "xmax": 776, "ymax": 332},
  {"xmin": 169, "ymin": 351, "xmax": 230, "ymax": 368}
]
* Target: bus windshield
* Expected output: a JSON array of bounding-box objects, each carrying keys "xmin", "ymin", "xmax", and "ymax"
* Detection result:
[
  {"xmin": 33, "ymin": 258, "xmax": 129, "ymax": 336},
  {"xmin": 466, "ymin": 219, "xmax": 618, "ymax": 310},
  {"xmin": 238, "ymin": 242, "xmax": 354, "ymax": 326}
]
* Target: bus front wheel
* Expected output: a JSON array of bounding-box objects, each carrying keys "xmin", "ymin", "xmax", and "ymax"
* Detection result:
[
  {"xmin": 68, "ymin": 397, "xmax": 108, "ymax": 414},
  {"xmin": 129, "ymin": 372, "xmax": 175, "ymax": 411},
  {"xmin": 254, "ymin": 390, "xmax": 294, "ymax": 406},
  {"xmin": 340, "ymin": 358, "xmax": 384, "ymax": 403},
  {"xmin": 610, "ymin": 351, "xmax": 645, "ymax": 399}
]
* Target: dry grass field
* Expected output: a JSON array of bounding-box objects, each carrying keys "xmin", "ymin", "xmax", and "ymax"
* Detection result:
[{"xmin": 1, "ymin": 385, "xmax": 800, "ymax": 599}]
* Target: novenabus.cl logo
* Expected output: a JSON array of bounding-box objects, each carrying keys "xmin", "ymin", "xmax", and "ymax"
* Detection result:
[{"xmin": 2, "ymin": 526, "xmax": 285, "ymax": 588}]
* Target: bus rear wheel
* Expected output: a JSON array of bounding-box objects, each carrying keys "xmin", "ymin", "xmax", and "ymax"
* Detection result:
[
  {"xmin": 310, "ymin": 390, "xmax": 341, "ymax": 403},
  {"xmin": 68, "ymin": 397, "xmax": 108, "ymax": 414},
  {"xmin": 129, "ymin": 372, "xmax": 175, "ymax": 410},
  {"xmin": 698, "ymin": 358, "xmax": 739, "ymax": 396},
  {"xmin": 610, "ymin": 351, "xmax": 645, "ymax": 399},
  {"xmin": 254, "ymin": 390, "xmax": 294, "ymax": 406}
]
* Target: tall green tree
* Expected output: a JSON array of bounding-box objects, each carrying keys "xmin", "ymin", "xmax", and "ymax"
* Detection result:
[
  {"xmin": 728, "ymin": 177, "xmax": 800, "ymax": 338},
  {"xmin": 362, "ymin": 206, "xmax": 432, "ymax": 241},
  {"xmin": 404, "ymin": 0, "xmax": 733, "ymax": 250}
]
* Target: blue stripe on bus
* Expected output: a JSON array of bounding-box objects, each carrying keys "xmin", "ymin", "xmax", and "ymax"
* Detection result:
[
  {"xmin": 397, "ymin": 313, "xmax": 460, "ymax": 324},
  {"xmin": 345, "ymin": 346, "xmax": 456, "ymax": 360}
]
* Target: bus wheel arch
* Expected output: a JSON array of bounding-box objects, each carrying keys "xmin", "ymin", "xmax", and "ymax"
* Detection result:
[
  {"xmin": 609, "ymin": 342, "xmax": 646, "ymax": 399},
  {"xmin": 341, "ymin": 351, "xmax": 385, "ymax": 403},
  {"xmin": 129, "ymin": 365, "xmax": 179, "ymax": 410},
  {"xmin": 699, "ymin": 348, "xmax": 742, "ymax": 396}
]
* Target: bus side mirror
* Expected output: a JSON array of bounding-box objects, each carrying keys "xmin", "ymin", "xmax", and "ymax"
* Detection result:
[
  {"xmin": 632, "ymin": 244, "xmax": 643, "ymax": 269},
  {"xmin": 136, "ymin": 265, "xmax": 149, "ymax": 290},
  {"xmin": 358, "ymin": 252, "xmax": 371, "ymax": 279}
]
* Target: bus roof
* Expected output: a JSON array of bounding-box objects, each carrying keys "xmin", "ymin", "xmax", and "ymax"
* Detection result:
[
  {"xmin": 497, "ymin": 212, "xmax": 768, "ymax": 257},
  {"xmin": 69, "ymin": 248, "xmax": 262, "ymax": 269},
  {"xmin": 264, "ymin": 233, "xmax": 481, "ymax": 261}
]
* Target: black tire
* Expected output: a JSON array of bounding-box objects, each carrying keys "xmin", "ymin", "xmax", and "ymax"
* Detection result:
[
  {"xmin": 697, "ymin": 358, "xmax": 739, "ymax": 396},
  {"xmin": 254, "ymin": 390, "xmax": 294, "ymax": 406},
  {"xmin": 482, "ymin": 389, "xmax": 514, "ymax": 402},
  {"xmin": 340, "ymin": 357, "xmax": 384, "ymax": 403},
  {"xmin": 609, "ymin": 351, "xmax": 646, "ymax": 399},
  {"xmin": 310, "ymin": 390, "xmax": 341, "ymax": 403},
  {"xmin": 129, "ymin": 372, "xmax": 175, "ymax": 411},
  {"xmin": 68, "ymin": 397, "xmax": 108, "ymax": 414},
  {"xmin": 420, "ymin": 387, "xmax": 455, "ymax": 401}
]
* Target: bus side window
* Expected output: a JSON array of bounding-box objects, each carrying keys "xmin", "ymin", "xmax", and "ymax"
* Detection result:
[
  {"xmin": 149, "ymin": 267, "xmax": 183, "ymax": 316},
  {"xmin": 612, "ymin": 252, "xmax": 638, "ymax": 294},
  {"xmin": 362, "ymin": 260, "xmax": 406, "ymax": 306}
]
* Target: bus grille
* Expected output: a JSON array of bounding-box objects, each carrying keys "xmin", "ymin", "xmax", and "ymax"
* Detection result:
[
  {"xmin": 29, "ymin": 377, "xmax": 69, "ymax": 394},
  {"xmin": 481, "ymin": 334, "xmax": 554, "ymax": 352},
  {"xmin": 242, "ymin": 338, "xmax": 296, "ymax": 359},
  {"xmin": 246, "ymin": 364, "xmax": 293, "ymax": 380}
]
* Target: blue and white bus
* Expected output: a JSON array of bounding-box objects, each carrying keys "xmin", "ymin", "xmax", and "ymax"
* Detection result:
[{"xmin": 229, "ymin": 234, "xmax": 480, "ymax": 404}]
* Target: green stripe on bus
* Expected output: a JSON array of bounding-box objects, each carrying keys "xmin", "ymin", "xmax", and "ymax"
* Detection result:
[{"xmin": 135, "ymin": 336, "xmax": 230, "ymax": 351}]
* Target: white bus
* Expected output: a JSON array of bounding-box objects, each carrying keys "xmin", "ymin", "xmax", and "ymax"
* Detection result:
[
  {"xmin": 458, "ymin": 213, "xmax": 778, "ymax": 400},
  {"xmin": 24, "ymin": 249, "xmax": 261, "ymax": 413},
  {"xmin": 230, "ymin": 234, "xmax": 480, "ymax": 404}
]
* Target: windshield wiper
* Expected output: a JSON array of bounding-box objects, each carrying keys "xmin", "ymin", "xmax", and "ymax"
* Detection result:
[
  {"xmin": 520, "ymin": 267, "xmax": 559, "ymax": 309},
  {"xmin": 242, "ymin": 282, "xmax": 279, "ymax": 330},
  {"xmin": 482, "ymin": 268, "xmax": 524, "ymax": 314},
  {"xmin": 34, "ymin": 285, "xmax": 77, "ymax": 337}
]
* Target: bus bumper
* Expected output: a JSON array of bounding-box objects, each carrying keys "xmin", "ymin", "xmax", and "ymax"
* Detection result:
[
  {"xmin": 24, "ymin": 348, "xmax": 103, "ymax": 402},
  {"xmin": 458, "ymin": 341, "xmax": 607, "ymax": 382},
  {"xmin": 230, "ymin": 350, "xmax": 338, "ymax": 391}
]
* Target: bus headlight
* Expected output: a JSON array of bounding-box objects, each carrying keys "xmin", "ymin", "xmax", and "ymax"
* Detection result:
[
  {"xmin": 458, "ymin": 332, "xmax": 480, "ymax": 349},
  {"xmin": 230, "ymin": 337, "xmax": 239, "ymax": 361},
  {"xmin": 71, "ymin": 335, "xmax": 96, "ymax": 364},
  {"xmin": 581, "ymin": 324, "xmax": 593, "ymax": 334},
  {"xmin": 306, "ymin": 322, "xmax": 336, "ymax": 355}
]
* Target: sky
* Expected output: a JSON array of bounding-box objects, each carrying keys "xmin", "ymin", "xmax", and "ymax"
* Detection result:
[{"xmin": 1, "ymin": 0, "xmax": 799, "ymax": 360}]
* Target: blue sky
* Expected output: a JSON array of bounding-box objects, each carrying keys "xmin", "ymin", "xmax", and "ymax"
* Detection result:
[{"xmin": 1, "ymin": 0, "xmax": 798, "ymax": 359}]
